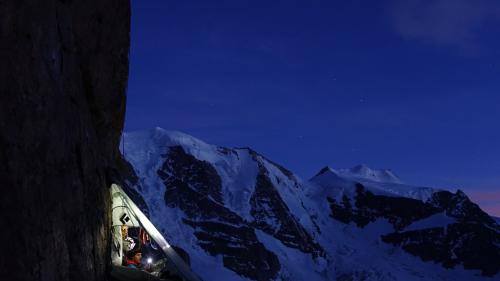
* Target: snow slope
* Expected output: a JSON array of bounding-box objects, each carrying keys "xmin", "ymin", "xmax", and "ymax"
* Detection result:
[{"xmin": 310, "ymin": 166, "xmax": 437, "ymax": 201}]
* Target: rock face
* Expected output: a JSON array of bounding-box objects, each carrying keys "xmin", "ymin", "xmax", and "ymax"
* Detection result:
[
  {"xmin": 326, "ymin": 183, "xmax": 500, "ymax": 276},
  {"xmin": 0, "ymin": 1, "xmax": 130, "ymax": 281},
  {"xmin": 327, "ymin": 183, "xmax": 440, "ymax": 229},
  {"xmin": 158, "ymin": 146, "xmax": 281, "ymax": 281},
  {"xmin": 382, "ymin": 223, "xmax": 500, "ymax": 276},
  {"xmin": 250, "ymin": 164, "xmax": 323, "ymax": 258},
  {"xmin": 381, "ymin": 190, "xmax": 500, "ymax": 276}
]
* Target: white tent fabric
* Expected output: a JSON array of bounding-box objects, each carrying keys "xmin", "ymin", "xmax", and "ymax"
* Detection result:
[{"xmin": 110, "ymin": 184, "xmax": 203, "ymax": 281}]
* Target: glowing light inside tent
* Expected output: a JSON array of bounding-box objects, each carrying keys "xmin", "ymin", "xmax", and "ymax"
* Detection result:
[{"xmin": 110, "ymin": 184, "xmax": 201, "ymax": 281}]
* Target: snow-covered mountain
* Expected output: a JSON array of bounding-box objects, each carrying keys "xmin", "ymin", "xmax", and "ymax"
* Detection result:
[
  {"xmin": 334, "ymin": 164, "xmax": 404, "ymax": 184},
  {"xmin": 121, "ymin": 128, "xmax": 500, "ymax": 281}
]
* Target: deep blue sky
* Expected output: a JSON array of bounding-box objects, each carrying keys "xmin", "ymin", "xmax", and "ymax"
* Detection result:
[{"xmin": 126, "ymin": 0, "xmax": 500, "ymax": 215}]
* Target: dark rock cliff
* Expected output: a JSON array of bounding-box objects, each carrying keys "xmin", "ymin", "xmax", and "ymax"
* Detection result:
[
  {"xmin": 250, "ymin": 165, "xmax": 324, "ymax": 258},
  {"xmin": 158, "ymin": 146, "xmax": 281, "ymax": 281},
  {"xmin": 327, "ymin": 183, "xmax": 500, "ymax": 276},
  {"xmin": 0, "ymin": 1, "xmax": 130, "ymax": 281}
]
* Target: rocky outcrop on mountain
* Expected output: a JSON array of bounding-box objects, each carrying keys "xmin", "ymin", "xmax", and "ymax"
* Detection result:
[
  {"xmin": 250, "ymin": 164, "xmax": 324, "ymax": 258},
  {"xmin": 327, "ymin": 183, "xmax": 440, "ymax": 229},
  {"xmin": 382, "ymin": 190, "xmax": 500, "ymax": 276},
  {"xmin": 0, "ymin": 1, "xmax": 130, "ymax": 281},
  {"xmin": 382, "ymin": 222, "xmax": 500, "ymax": 276},
  {"xmin": 429, "ymin": 190, "xmax": 498, "ymax": 226},
  {"xmin": 157, "ymin": 146, "xmax": 281, "ymax": 281},
  {"xmin": 326, "ymin": 183, "xmax": 500, "ymax": 276}
]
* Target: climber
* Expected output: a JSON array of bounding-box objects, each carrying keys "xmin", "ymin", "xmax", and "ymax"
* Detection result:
[{"xmin": 126, "ymin": 248, "xmax": 146, "ymax": 270}]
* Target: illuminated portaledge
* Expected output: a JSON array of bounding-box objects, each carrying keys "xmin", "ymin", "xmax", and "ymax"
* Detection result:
[{"xmin": 110, "ymin": 184, "xmax": 203, "ymax": 281}]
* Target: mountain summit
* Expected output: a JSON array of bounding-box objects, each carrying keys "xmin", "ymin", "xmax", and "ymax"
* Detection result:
[
  {"xmin": 314, "ymin": 164, "xmax": 403, "ymax": 184},
  {"xmin": 337, "ymin": 164, "xmax": 403, "ymax": 184}
]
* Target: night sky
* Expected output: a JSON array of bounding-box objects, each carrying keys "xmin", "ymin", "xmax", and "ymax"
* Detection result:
[{"xmin": 125, "ymin": 0, "xmax": 500, "ymax": 216}]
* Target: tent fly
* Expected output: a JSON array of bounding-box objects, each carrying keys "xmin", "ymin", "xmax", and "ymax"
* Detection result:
[{"xmin": 110, "ymin": 184, "xmax": 202, "ymax": 281}]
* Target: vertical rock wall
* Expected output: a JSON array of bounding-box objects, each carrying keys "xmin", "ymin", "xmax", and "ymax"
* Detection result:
[{"xmin": 0, "ymin": 1, "xmax": 130, "ymax": 280}]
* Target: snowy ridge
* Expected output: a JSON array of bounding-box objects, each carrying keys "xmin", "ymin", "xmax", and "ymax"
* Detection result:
[
  {"xmin": 123, "ymin": 127, "xmax": 218, "ymax": 167},
  {"xmin": 310, "ymin": 165, "xmax": 438, "ymax": 202},
  {"xmin": 122, "ymin": 128, "xmax": 499, "ymax": 281},
  {"xmin": 124, "ymin": 128, "xmax": 257, "ymax": 220},
  {"xmin": 337, "ymin": 164, "xmax": 403, "ymax": 184}
]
